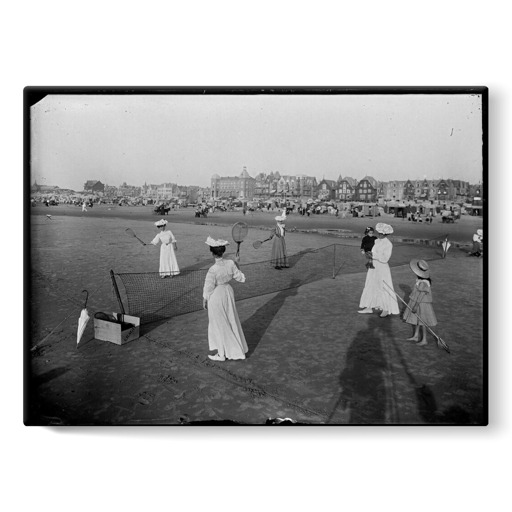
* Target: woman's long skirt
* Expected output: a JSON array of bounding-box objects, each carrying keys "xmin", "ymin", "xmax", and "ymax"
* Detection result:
[
  {"xmin": 359, "ymin": 261, "xmax": 399, "ymax": 314},
  {"xmin": 208, "ymin": 284, "xmax": 248, "ymax": 360}
]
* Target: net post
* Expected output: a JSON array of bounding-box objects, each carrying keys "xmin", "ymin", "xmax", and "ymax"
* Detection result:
[{"xmin": 110, "ymin": 270, "xmax": 126, "ymax": 315}]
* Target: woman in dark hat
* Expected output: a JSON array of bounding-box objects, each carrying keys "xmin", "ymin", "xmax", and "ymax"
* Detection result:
[{"xmin": 403, "ymin": 259, "xmax": 437, "ymax": 346}]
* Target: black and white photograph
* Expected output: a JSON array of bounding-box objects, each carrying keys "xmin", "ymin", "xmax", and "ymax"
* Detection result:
[
  {"xmin": 7, "ymin": 2, "xmax": 510, "ymax": 510},
  {"xmin": 25, "ymin": 87, "xmax": 487, "ymax": 426}
]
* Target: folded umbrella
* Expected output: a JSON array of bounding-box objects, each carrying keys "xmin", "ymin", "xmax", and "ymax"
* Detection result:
[
  {"xmin": 77, "ymin": 290, "xmax": 90, "ymax": 346},
  {"xmin": 441, "ymin": 236, "xmax": 451, "ymax": 258}
]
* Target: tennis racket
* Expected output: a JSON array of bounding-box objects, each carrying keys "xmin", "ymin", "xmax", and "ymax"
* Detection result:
[
  {"xmin": 125, "ymin": 228, "xmax": 146, "ymax": 246},
  {"xmin": 232, "ymin": 221, "xmax": 249, "ymax": 258},
  {"xmin": 253, "ymin": 237, "xmax": 272, "ymax": 249}
]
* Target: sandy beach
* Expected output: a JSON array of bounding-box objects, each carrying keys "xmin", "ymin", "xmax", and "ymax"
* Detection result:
[{"xmin": 26, "ymin": 205, "xmax": 484, "ymax": 425}]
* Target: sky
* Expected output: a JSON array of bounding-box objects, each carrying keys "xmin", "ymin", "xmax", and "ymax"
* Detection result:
[{"xmin": 30, "ymin": 92, "xmax": 484, "ymax": 191}]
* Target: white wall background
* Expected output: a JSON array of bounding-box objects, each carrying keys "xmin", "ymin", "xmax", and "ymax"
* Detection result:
[{"xmin": 4, "ymin": 2, "xmax": 505, "ymax": 511}]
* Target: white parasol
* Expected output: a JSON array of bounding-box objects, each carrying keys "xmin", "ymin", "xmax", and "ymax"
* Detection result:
[{"xmin": 77, "ymin": 290, "xmax": 90, "ymax": 346}]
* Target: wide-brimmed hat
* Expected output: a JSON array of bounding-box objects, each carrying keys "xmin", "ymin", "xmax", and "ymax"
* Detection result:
[
  {"xmin": 477, "ymin": 229, "xmax": 483, "ymax": 237},
  {"xmin": 410, "ymin": 259, "xmax": 430, "ymax": 278},
  {"xmin": 155, "ymin": 219, "xmax": 168, "ymax": 227},
  {"xmin": 275, "ymin": 208, "xmax": 287, "ymax": 222},
  {"xmin": 375, "ymin": 222, "xmax": 393, "ymax": 235},
  {"xmin": 205, "ymin": 236, "xmax": 230, "ymax": 247}
]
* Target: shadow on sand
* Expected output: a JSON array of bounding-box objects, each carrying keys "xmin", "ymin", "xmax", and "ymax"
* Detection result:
[{"xmin": 242, "ymin": 280, "xmax": 300, "ymax": 357}]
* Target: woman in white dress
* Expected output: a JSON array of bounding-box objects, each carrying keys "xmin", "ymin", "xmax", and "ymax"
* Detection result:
[
  {"xmin": 202, "ymin": 236, "xmax": 248, "ymax": 361},
  {"xmin": 147, "ymin": 219, "xmax": 180, "ymax": 278},
  {"xmin": 358, "ymin": 223, "xmax": 399, "ymax": 318}
]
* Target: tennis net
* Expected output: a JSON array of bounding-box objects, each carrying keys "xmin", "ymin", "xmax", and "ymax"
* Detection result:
[{"xmin": 113, "ymin": 239, "xmax": 449, "ymax": 325}]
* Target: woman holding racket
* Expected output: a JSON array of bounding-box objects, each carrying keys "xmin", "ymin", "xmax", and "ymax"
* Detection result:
[
  {"xmin": 269, "ymin": 209, "xmax": 289, "ymax": 270},
  {"xmin": 202, "ymin": 236, "xmax": 248, "ymax": 361},
  {"xmin": 147, "ymin": 219, "xmax": 180, "ymax": 278}
]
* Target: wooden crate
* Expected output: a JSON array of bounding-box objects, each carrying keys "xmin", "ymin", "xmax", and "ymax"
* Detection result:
[{"xmin": 93, "ymin": 313, "xmax": 140, "ymax": 345}]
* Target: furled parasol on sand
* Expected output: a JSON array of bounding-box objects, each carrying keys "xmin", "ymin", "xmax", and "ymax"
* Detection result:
[
  {"xmin": 441, "ymin": 236, "xmax": 451, "ymax": 258},
  {"xmin": 77, "ymin": 290, "xmax": 90, "ymax": 346}
]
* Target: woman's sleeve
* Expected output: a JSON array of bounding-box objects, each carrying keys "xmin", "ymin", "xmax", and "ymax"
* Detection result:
[
  {"xmin": 150, "ymin": 234, "xmax": 160, "ymax": 246},
  {"xmin": 203, "ymin": 269, "xmax": 216, "ymax": 300},
  {"xmin": 232, "ymin": 261, "xmax": 246, "ymax": 283},
  {"xmin": 169, "ymin": 231, "xmax": 177, "ymax": 243}
]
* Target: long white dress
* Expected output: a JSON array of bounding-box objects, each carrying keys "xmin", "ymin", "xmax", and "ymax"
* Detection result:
[
  {"xmin": 359, "ymin": 237, "xmax": 400, "ymax": 314},
  {"xmin": 203, "ymin": 258, "xmax": 248, "ymax": 360},
  {"xmin": 150, "ymin": 230, "xmax": 180, "ymax": 277}
]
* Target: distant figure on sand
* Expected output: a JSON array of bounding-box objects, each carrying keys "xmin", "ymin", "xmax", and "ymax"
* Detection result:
[
  {"xmin": 81, "ymin": 202, "xmax": 87, "ymax": 212},
  {"xmin": 358, "ymin": 223, "xmax": 399, "ymax": 318},
  {"xmin": 269, "ymin": 209, "xmax": 289, "ymax": 270},
  {"xmin": 203, "ymin": 236, "xmax": 248, "ymax": 361},
  {"xmin": 470, "ymin": 229, "xmax": 483, "ymax": 257},
  {"xmin": 403, "ymin": 259, "xmax": 437, "ymax": 347},
  {"xmin": 146, "ymin": 219, "xmax": 180, "ymax": 278}
]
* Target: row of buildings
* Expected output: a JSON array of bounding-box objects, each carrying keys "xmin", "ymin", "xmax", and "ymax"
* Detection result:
[
  {"xmin": 31, "ymin": 168, "xmax": 483, "ymax": 204},
  {"xmin": 210, "ymin": 167, "xmax": 482, "ymax": 204}
]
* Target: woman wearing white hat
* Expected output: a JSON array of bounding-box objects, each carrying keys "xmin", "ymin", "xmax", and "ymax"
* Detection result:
[
  {"xmin": 203, "ymin": 236, "xmax": 248, "ymax": 361},
  {"xmin": 269, "ymin": 209, "xmax": 289, "ymax": 270},
  {"xmin": 358, "ymin": 223, "xmax": 399, "ymax": 317},
  {"xmin": 147, "ymin": 219, "xmax": 180, "ymax": 278}
]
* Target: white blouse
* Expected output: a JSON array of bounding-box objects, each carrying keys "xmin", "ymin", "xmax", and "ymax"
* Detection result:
[{"xmin": 203, "ymin": 258, "xmax": 246, "ymax": 300}]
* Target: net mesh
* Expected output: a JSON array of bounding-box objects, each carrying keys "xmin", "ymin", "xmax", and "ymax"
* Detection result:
[{"xmin": 114, "ymin": 238, "xmax": 449, "ymax": 326}]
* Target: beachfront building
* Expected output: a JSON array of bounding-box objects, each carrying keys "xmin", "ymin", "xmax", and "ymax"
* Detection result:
[
  {"xmin": 336, "ymin": 176, "xmax": 357, "ymax": 202},
  {"xmin": 435, "ymin": 179, "xmax": 450, "ymax": 204},
  {"xmin": 296, "ymin": 174, "xmax": 317, "ymax": 199},
  {"xmin": 317, "ymin": 179, "xmax": 338, "ymax": 201},
  {"xmin": 251, "ymin": 172, "xmax": 317, "ymax": 201},
  {"xmin": 141, "ymin": 183, "xmax": 159, "ymax": 200},
  {"xmin": 83, "ymin": 180, "xmax": 105, "ymax": 194},
  {"xmin": 410, "ymin": 179, "xmax": 437, "ymax": 201},
  {"xmin": 118, "ymin": 182, "xmax": 141, "ymax": 197},
  {"xmin": 210, "ymin": 167, "xmax": 256, "ymax": 200},
  {"xmin": 381, "ymin": 180, "xmax": 406, "ymax": 201},
  {"xmin": 270, "ymin": 173, "xmax": 317, "ymax": 201},
  {"xmin": 403, "ymin": 180, "xmax": 415, "ymax": 201},
  {"xmin": 354, "ymin": 176, "xmax": 379, "ymax": 202},
  {"xmin": 156, "ymin": 182, "xmax": 179, "ymax": 200},
  {"xmin": 449, "ymin": 179, "xmax": 470, "ymax": 202},
  {"xmin": 103, "ymin": 185, "xmax": 118, "ymax": 199},
  {"xmin": 253, "ymin": 173, "xmax": 272, "ymax": 198}
]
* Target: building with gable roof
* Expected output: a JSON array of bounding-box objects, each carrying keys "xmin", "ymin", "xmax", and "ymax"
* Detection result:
[
  {"xmin": 317, "ymin": 179, "xmax": 338, "ymax": 201},
  {"xmin": 354, "ymin": 176, "xmax": 379, "ymax": 202},
  {"xmin": 83, "ymin": 180, "xmax": 105, "ymax": 194},
  {"xmin": 336, "ymin": 176, "xmax": 357, "ymax": 202}
]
